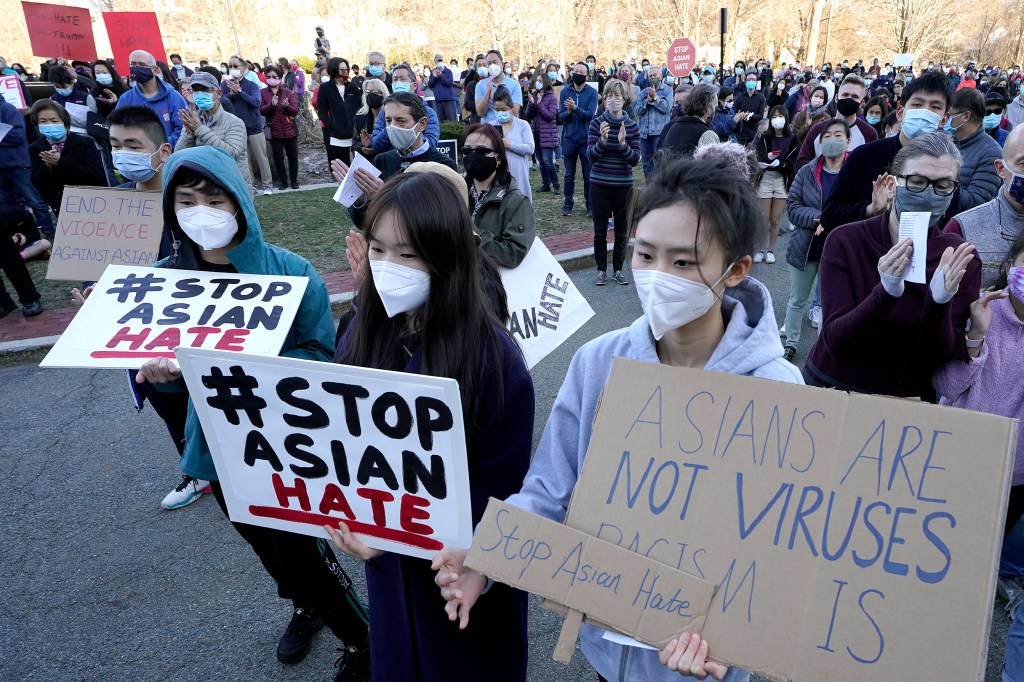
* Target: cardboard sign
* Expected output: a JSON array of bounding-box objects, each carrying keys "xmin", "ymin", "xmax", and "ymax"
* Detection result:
[
  {"xmin": 667, "ymin": 37, "xmax": 696, "ymax": 78},
  {"xmin": 21, "ymin": 2, "xmax": 97, "ymax": 61},
  {"xmin": 500, "ymin": 239, "xmax": 595, "ymax": 369},
  {"xmin": 467, "ymin": 498, "xmax": 716, "ymax": 648},
  {"xmin": 40, "ymin": 265, "xmax": 308, "ymax": 369},
  {"xmin": 563, "ymin": 358, "xmax": 1016, "ymax": 681},
  {"xmin": 435, "ymin": 139, "xmax": 458, "ymax": 165},
  {"xmin": 0, "ymin": 75, "xmax": 27, "ymax": 108},
  {"xmin": 102, "ymin": 12, "xmax": 167, "ymax": 74},
  {"xmin": 46, "ymin": 187, "xmax": 164, "ymax": 281},
  {"xmin": 175, "ymin": 348, "xmax": 473, "ymax": 560}
]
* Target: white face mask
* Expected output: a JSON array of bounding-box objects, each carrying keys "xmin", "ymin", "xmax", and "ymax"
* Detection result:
[
  {"xmin": 771, "ymin": 117, "xmax": 786, "ymax": 130},
  {"xmin": 633, "ymin": 266, "xmax": 732, "ymax": 340},
  {"xmin": 370, "ymin": 259, "xmax": 430, "ymax": 317},
  {"xmin": 321, "ymin": 75, "xmax": 331, "ymax": 83},
  {"xmin": 488, "ymin": 63, "xmax": 502, "ymax": 78},
  {"xmin": 386, "ymin": 122, "xmax": 420, "ymax": 152},
  {"xmin": 229, "ymin": 68, "xmax": 242, "ymax": 79},
  {"xmin": 176, "ymin": 205, "xmax": 239, "ymax": 250}
]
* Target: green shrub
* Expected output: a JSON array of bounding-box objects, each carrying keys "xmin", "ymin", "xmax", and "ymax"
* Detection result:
[
  {"xmin": 439, "ymin": 120, "xmax": 465, "ymax": 143},
  {"xmin": 295, "ymin": 56, "xmax": 317, "ymax": 74}
]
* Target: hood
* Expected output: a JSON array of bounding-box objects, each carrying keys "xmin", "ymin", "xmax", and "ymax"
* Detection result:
[{"xmin": 161, "ymin": 146, "xmax": 264, "ymax": 270}]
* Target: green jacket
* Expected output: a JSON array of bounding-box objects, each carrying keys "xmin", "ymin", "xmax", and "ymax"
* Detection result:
[
  {"xmin": 472, "ymin": 177, "xmax": 535, "ymax": 268},
  {"xmin": 154, "ymin": 146, "xmax": 335, "ymax": 482}
]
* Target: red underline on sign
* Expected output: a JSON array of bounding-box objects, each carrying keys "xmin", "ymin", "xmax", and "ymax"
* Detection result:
[
  {"xmin": 90, "ymin": 351, "xmax": 176, "ymax": 358},
  {"xmin": 248, "ymin": 505, "xmax": 444, "ymax": 551}
]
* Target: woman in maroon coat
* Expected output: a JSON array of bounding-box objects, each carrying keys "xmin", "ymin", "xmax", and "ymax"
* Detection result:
[
  {"xmin": 259, "ymin": 65, "xmax": 300, "ymax": 190},
  {"xmin": 524, "ymin": 72, "xmax": 560, "ymax": 192},
  {"xmin": 804, "ymin": 131, "xmax": 981, "ymax": 402}
]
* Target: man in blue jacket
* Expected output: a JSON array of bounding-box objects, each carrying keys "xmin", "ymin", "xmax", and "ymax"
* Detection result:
[
  {"xmin": 114, "ymin": 50, "xmax": 187, "ymax": 147},
  {"xmin": 428, "ymin": 52, "xmax": 459, "ymax": 122},
  {"xmin": 223, "ymin": 55, "xmax": 274, "ymax": 195},
  {"xmin": 0, "ymin": 99, "xmax": 57, "ymax": 242},
  {"xmin": 559, "ymin": 61, "xmax": 599, "ymax": 216},
  {"xmin": 636, "ymin": 65, "xmax": 672, "ymax": 179}
]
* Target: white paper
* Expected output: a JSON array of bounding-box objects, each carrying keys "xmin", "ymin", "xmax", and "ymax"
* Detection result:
[
  {"xmin": 0, "ymin": 122, "xmax": 12, "ymax": 143},
  {"xmin": 332, "ymin": 152, "xmax": 381, "ymax": 207},
  {"xmin": 330, "ymin": 136, "xmax": 353, "ymax": 147},
  {"xmin": 602, "ymin": 630, "xmax": 657, "ymax": 650},
  {"xmin": 65, "ymin": 102, "xmax": 89, "ymax": 123},
  {"xmin": 897, "ymin": 211, "xmax": 929, "ymax": 284}
]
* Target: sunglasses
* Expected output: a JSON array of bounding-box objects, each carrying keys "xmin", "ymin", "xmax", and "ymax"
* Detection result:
[{"xmin": 463, "ymin": 145, "xmax": 496, "ymax": 155}]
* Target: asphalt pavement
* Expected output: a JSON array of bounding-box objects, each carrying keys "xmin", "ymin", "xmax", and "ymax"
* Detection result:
[{"xmin": 0, "ymin": 230, "xmax": 1012, "ymax": 681}]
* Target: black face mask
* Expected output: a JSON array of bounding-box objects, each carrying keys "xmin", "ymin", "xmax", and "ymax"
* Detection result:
[
  {"xmin": 463, "ymin": 151, "xmax": 498, "ymax": 181},
  {"xmin": 366, "ymin": 93, "xmax": 384, "ymax": 109},
  {"xmin": 131, "ymin": 65, "xmax": 155, "ymax": 84},
  {"xmin": 836, "ymin": 97, "xmax": 860, "ymax": 117},
  {"xmin": 571, "ymin": 73, "xmax": 587, "ymax": 86}
]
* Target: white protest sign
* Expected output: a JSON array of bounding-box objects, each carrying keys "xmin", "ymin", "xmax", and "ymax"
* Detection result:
[
  {"xmin": 175, "ymin": 348, "xmax": 473, "ymax": 560},
  {"xmin": 0, "ymin": 74, "xmax": 26, "ymax": 108},
  {"xmin": 46, "ymin": 187, "xmax": 164, "ymax": 281},
  {"xmin": 897, "ymin": 211, "xmax": 929, "ymax": 284},
  {"xmin": 893, "ymin": 54, "xmax": 914, "ymax": 68},
  {"xmin": 332, "ymin": 152, "xmax": 381, "ymax": 207},
  {"xmin": 40, "ymin": 265, "xmax": 308, "ymax": 369},
  {"xmin": 501, "ymin": 239, "xmax": 594, "ymax": 368}
]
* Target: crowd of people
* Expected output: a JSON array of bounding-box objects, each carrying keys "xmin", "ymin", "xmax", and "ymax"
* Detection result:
[{"xmin": 2, "ymin": 37, "xmax": 1024, "ymax": 682}]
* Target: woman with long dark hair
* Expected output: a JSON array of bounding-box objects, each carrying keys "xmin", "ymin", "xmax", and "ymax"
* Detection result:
[
  {"xmin": 329, "ymin": 171, "xmax": 534, "ymax": 681},
  {"xmin": 90, "ymin": 60, "xmax": 127, "ymax": 115},
  {"xmin": 317, "ymin": 56, "xmax": 362, "ymax": 167},
  {"xmin": 753, "ymin": 104, "xmax": 799, "ymax": 263}
]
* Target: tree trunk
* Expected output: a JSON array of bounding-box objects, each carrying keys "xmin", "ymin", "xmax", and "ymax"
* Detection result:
[{"xmin": 804, "ymin": 0, "xmax": 827, "ymax": 68}]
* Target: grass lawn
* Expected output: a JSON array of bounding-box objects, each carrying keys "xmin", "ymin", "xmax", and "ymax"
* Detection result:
[{"xmin": 26, "ymin": 162, "xmax": 634, "ymax": 313}]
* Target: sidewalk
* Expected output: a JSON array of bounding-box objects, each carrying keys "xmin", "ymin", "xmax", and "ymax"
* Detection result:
[{"xmin": 0, "ymin": 228, "xmax": 602, "ymax": 354}]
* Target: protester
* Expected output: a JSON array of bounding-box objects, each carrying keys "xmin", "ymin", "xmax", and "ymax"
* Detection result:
[
  {"xmin": 115, "ymin": 50, "xmax": 187, "ymax": 148},
  {"xmin": 136, "ymin": 146, "xmax": 370, "ymax": 678},
  {"xmin": 947, "ymin": 87, "xmax": 1004, "ymax": 212},
  {"xmin": 559, "ymin": 62, "xmax": 599, "ymax": 216},
  {"xmin": 90, "ymin": 60, "xmax": 126, "ymax": 116},
  {"xmin": 314, "ymin": 25, "xmax": 331, "ymax": 59},
  {"xmin": 353, "ymin": 79, "xmax": 387, "ymax": 160},
  {"xmin": 0, "ymin": 99, "xmax": 56, "ymax": 240},
  {"xmin": 805, "ymin": 132, "xmax": 980, "ymax": 401},
  {"xmin": 753, "ymin": 105, "xmax": 799, "ymax": 263},
  {"xmin": 0, "ymin": 203, "xmax": 44, "ymax": 317},
  {"xmin": 48, "ymin": 65, "xmax": 97, "ymax": 132},
  {"xmin": 662, "ymin": 82, "xmax": 719, "ymax": 157},
  {"xmin": 260, "ymin": 65, "xmax": 300, "ymax": 190},
  {"xmin": 710, "ymin": 86, "xmax": 739, "ymax": 142},
  {"xmin": 615, "ymin": 64, "xmax": 641, "ymax": 120},
  {"xmin": 862, "ymin": 95, "xmax": 888, "ymax": 138},
  {"xmin": 586, "ymin": 79, "xmax": 640, "ymax": 285},
  {"xmin": 1008, "ymin": 88, "xmax": 1024, "ymax": 128},
  {"xmin": 433, "ymin": 155, "xmax": 805, "ymax": 682},
  {"xmin": 169, "ymin": 54, "xmax": 193, "ymax": 81},
  {"xmin": 28, "ymin": 100, "xmax": 107, "ymax": 215},
  {"xmin": 428, "ymin": 53, "xmax": 458, "ymax": 122},
  {"xmin": 492, "ymin": 85, "xmax": 534, "ymax": 203},
  {"xmin": 317, "ymin": 57, "xmax": 362, "ymax": 168},
  {"xmin": 796, "ymin": 74, "xmax": 876, "ymax": 170},
  {"xmin": 223, "ymin": 55, "xmax": 273, "ymax": 194},
  {"xmin": 782, "ymin": 119, "xmax": 851, "ymax": 361},
  {"xmin": 792, "ymin": 85, "xmax": 830, "ymax": 140},
  {"xmin": 636, "ymin": 65, "xmax": 672, "ymax": 178},
  {"xmin": 524, "ymin": 72, "xmax": 560, "ymax": 193},
  {"xmin": 370, "ymin": 66, "xmax": 441, "ymax": 153},
  {"xmin": 986, "ymin": 91, "xmax": 1011, "ymax": 146},
  {"xmin": 475, "ymin": 50, "xmax": 522, "ymax": 123},
  {"xmin": 731, "ymin": 69, "xmax": 764, "ymax": 145},
  {"xmin": 175, "ymin": 72, "xmax": 251, "ymax": 187}
]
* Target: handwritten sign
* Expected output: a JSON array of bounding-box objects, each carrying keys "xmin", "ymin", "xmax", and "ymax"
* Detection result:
[
  {"xmin": 21, "ymin": 2, "xmax": 97, "ymax": 62},
  {"xmin": 0, "ymin": 75, "xmax": 27, "ymax": 108},
  {"xmin": 467, "ymin": 498, "xmax": 715, "ymax": 648},
  {"xmin": 46, "ymin": 187, "xmax": 164, "ymax": 281},
  {"xmin": 176, "ymin": 348, "xmax": 473, "ymax": 560},
  {"xmin": 40, "ymin": 265, "xmax": 308, "ymax": 369},
  {"xmin": 562, "ymin": 358, "xmax": 1016, "ymax": 681},
  {"xmin": 500, "ymin": 239, "xmax": 594, "ymax": 369},
  {"xmin": 102, "ymin": 12, "xmax": 167, "ymax": 74}
]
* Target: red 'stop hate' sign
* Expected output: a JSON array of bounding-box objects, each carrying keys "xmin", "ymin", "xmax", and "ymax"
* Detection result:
[
  {"xmin": 22, "ymin": 1, "xmax": 97, "ymax": 61},
  {"xmin": 667, "ymin": 37, "xmax": 696, "ymax": 77},
  {"xmin": 102, "ymin": 12, "xmax": 168, "ymax": 74}
]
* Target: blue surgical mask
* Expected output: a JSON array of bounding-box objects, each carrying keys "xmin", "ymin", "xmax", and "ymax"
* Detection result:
[
  {"xmin": 746, "ymin": 80, "xmax": 756, "ymax": 91},
  {"xmin": 477, "ymin": 66, "xmax": 488, "ymax": 78},
  {"xmin": 193, "ymin": 92, "xmax": 215, "ymax": 110},
  {"xmin": 367, "ymin": 64, "xmax": 384, "ymax": 77},
  {"xmin": 39, "ymin": 124, "xmax": 67, "ymax": 141},
  {"xmin": 95, "ymin": 73, "xmax": 113, "ymax": 86},
  {"xmin": 900, "ymin": 108, "xmax": 942, "ymax": 139},
  {"xmin": 984, "ymin": 113, "xmax": 1001, "ymax": 130},
  {"xmin": 113, "ymin": 150, "xmax": 160, "ymax": 182},
  {"xmin": 54, "ymin": 86, "xmax": 73, "ymax": 97},
  {"xmin": 391, "ymin": 81, "xmax": 411, "ymax": 93},
  {"xmin": 703, "ymin": 74, "xmax": 714, "ymax": 83},
  {"xmin": 496, "ymin": 110, "xmax": 512, "ymax": 122},
  {"xmin": 866, "ymin": 115, "xmax": 881, "ymax": 125}
]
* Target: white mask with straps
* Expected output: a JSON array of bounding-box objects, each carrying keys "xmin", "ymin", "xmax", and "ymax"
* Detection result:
[{"xmin": 633, "ymin": 265, "xmax": 734, "ymax": 340}]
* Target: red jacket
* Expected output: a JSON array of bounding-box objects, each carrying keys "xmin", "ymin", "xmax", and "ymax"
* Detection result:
[{"xmin": 259, "ymin": 87, "xmax": 299, "ymax": 139}]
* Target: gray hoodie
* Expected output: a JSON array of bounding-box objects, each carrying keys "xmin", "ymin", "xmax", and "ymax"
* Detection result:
[{"xmin": 506, "ymin": 277, "xmax": 802, "ymax": 682}]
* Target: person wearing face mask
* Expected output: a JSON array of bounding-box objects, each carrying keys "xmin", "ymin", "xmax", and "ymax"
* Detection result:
[
  {"xmin": 259, "ymin": 65, "xmax": 300, "ymax": 190},
  {"xmin": 316, "ymin": 57, "xmax": 362, "ymax": 169},
  {"xmin": 352, "ymin": 78, "xmax": 388, "ymax": 161},
  {"xmin": 944, "ymin": 87, "xmax": 1003, "ymax": 213},
  {"xmin": 427, "ymin": 52, "xmax": 458, "ymax": 122},
  {"xmin": 48, "ymin": 66, "xmax": 97, "ymax": 133},
  {"xmin": 557, "ymin": 62, "xmax": 602, "ymax": 217},
  {"xmin": 662, "ymin": 82, "xmax": 719, "ymax": 158},
  {"xmin": 820, "ymin": 71, "xmax": 954, "ymax": 230},
  {"xmin": 796, "ymin": 74, "xmax": 877, "ymax": 170},
  {"xmin": 334, "ymin": 169, "xmax": 534, "ymax": 682},
  {"xmin": 492, "ymin": 86, "xmax": 535, "ymax": 204},
  {"xmin": 635, "ymin": 65, "xmax": 672, "ymax": 179},
  {"xmin": 313, "ymin": 25, "xmax": 332, "ymax": 59},
  {"xmin": 586, "ymin": 79, "xmax": 640, "ymax": 285},
  {"xmin": 0, "ymin": 98, "xmax": 57, "ymax": 241},
  {"xmin": 983, "ymin": 91, "xmax": 1011, "ymax": 147},
  {"xmin": 782, "ymin": 119, "xmax": 852, "ymax": 362},
  {"xmin": 613, "ymin": 64, "xmax": 641, "ymax": 120},
  {"xmin": 752, "ymin": 105, "xmax": 798, "ymax": 264},
  {"xmin": 731, "ymin": 69, "xmax": 765, "ymax": 145},
  {"xmin": 28, "ymin": 100, "xmax": 107, "ymax": 216},
  {"xmin": 475, "ymin": 49, "xmax": 523, "ymax": 124},
  {"xmin": 805, "ymin": 132, "xmax": 980, "ymax": 401},
  {"xmin": 368, "ymin": 64, "xmax": 440, "ymax": 153},
  {"xmin": 524, "ymin": 72, "xmax": 561, "ymax": 192},
  {"xmin": 168, "ymin": 54, "xmax": 194, "ymax": 80},
  {"xmin": 173, "ymin": 72, "xmax": 251, "ymax": 193},
  {"xmin": 219, "ymin": 55, "xmax": 273, "ymax": 195},
  {"xmin": 115, "ymin": 50, "xmax": 187, "ymax": 147},
  {"xmin": 791, "ymin": 85, "xmax": 830, "ymax": 141},
  {"xmin": 945, "ymin": 126, "xmax": 1024, "ymax": 288},
  {"xmin": 433, "ymin": 157, "xmax": 802, "ymax": 682},
  {"xmin": 710, "ymin": 86, "xmax": 739, "ymax": 142},
  {"xmin": 136, "ymin": 146, "xmax": 371, "ymax": 676},
  {"xmin": 89, "ymin": 60, "xmax": 126, "ymax": 116},
  {"xmin": 861, "ymin": 95, "xmax": 889, "ymax": 139}
]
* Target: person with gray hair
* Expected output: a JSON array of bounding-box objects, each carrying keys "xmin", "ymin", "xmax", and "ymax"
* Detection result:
[
  {"xmin": 693, "ymin": 141, "xmax": 757, "ymax": 182},
  {"xmin": 365, "ymin": 50, "xmax": 391, "ymax": 88},
  {"xmin": 804, "ymin": 131, "xmax": 981, "ymax": 402},
  {"xmin": 661, "ymin": 82, "xmax": 720, "ymax": 157}
]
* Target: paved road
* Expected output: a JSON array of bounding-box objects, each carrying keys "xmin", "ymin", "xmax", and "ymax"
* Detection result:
[{"xmin": 0, "ymin": 229, "xmax": 1011, "ymax": 681}]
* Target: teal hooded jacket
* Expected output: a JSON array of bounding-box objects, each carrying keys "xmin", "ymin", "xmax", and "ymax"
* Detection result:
[{"xmin": 155, "ymin": 146, "xmax": 335, "ymax": 482}]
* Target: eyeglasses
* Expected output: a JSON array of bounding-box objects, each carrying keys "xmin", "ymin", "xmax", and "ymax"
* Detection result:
[
  {"xmin": 463, "ymin": 145, "xmax": 496, "ymax": 155},
  {"xmin": 895, "ymin": 174, "xmax": 959, "ymax": 196}
]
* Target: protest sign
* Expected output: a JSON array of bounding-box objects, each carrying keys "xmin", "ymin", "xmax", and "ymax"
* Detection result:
[
  {"xmin": 435, "ymin": 139, "xmax": 458, "ymax": 165},
  {"xmin": 175, "ymin": 348, "xmax": 473, "ymax": 560},
  {"xmin": 500, "ymin": 239, "xmax": 594, "ymax": 368},
  {"xmin": 893, "ymin": 53, "xmax": 914, "ymax": 68},
  {"xmin": 40, "ymin": 265, "xmax": 308, "ymax": 369},
  {"xmin": 562, "ymin": 358, "xmax": 1016, "ymax": 681},
  {"xmin": 467, "ymin": 498, "xmax": 716, "ymax": 649},
  {"xmin": 0, "ymin": 75, "xmax": 26, "ymax": 108},
  {"xmin": 21, "ymin": 2, "xmax": 97, "ymax": 61},
  {"xmin": 46, "ymin": 187, "xmax": 164, "ymax": 281},
  {"xmin": 102, "ymin": 12, "xmax": 167, "ymax": 74}
]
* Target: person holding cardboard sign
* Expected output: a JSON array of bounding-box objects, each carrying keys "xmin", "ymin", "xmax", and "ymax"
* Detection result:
[
  {"xmin": 433, "ymin": 155, "xmax": 804, "ymax": 682},
  {"xmin": 332, "ymin": 171, "xmax": 534, "ymax": 681}
]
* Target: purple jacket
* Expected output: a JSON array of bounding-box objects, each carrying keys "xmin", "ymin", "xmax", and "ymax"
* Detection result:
[
  {"xmin": 259, "ymin": 87, "xmax": 299, "ymax": 139},
  {"xmin": 524, "ymin": 90, "xmax": 558, "ymax": 148}
]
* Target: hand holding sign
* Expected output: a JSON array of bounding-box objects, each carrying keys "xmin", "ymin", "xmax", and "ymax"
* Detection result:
[
  {"xmin": 136, "ymin": 356, "xmax": 181, "ymax": 384},
  {"xmin": 660, "ymin": 633, "xmax": 729, "ymax": 681},
  {"xmin": 431, "ymin": 547, "xmax": 486, "ymax": 629},
  {"xmin": 324, "ymin": 521, "xmax": 384, "ymax": 562}
]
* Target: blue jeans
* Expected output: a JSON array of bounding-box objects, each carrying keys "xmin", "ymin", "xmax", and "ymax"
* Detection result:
[
  {"xmin": 561, "ymin": 138, "xmax": 592, "ymax": 212},
  {"xmin": 784, "ymin": 263, "xmax": 818, "ymax": 348},
  {"xmin": 640, "ymin": 134, "xmax": 661, "ymax": 178},
  {"xmin": 0, "ymin": 166, "xmax": 56, "ymax": 238},
  {"xmin": 811, "ymin": 277, "xmax": 821, "ymax": 309},
  {"xmin": 539, "ymin": 147, "xmax": 559, "ymax": 190},
  {"xmin": 1007, "ymin": 612, "xmax": 1024, "ymax": 681}
]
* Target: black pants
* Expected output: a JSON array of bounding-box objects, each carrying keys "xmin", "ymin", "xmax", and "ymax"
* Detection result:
[
  {"xmin": 270, "ymin": 136, "xmax": 299, "ymax": 186},
  {"xmin": 209, "ymin": 480, "xmax": 370, "ymax": 646},
  {"xmin": 591, "ymin": 183, "xmax": 632, "ymax": 273},
  {"xmin": 322, "ymin": 129, "xmax": 351, "ymax": 171},
  {"xmin": 134, "ymin": 377, "xmax": 189, "ymax": 457},
  {"xmin": 0, "ymin": 233, "xmax": 40, "ymax": 306}
]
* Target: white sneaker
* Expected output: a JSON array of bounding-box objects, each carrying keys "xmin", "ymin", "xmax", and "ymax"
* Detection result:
[
  {"xmin": 161, "ymin": 475, "xmax": 210, "ymax": 510},
  {"xmin": 808, "ymin": 305, "xmax": 822, "ymax": 329},
  {"xmin": 765, "ymin": 251, "xmax": 776, "ymax": 264},
  {"xmin": 753, "ymin": 252, "xmax": 765, "ymax": 263},
  {"xmin": 779, "ymin": 324, "xmax": 787, "ymax": 337},
  {"xmin": 262, "ymin": 186, "xmax": 273, "ymax": 196}
]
